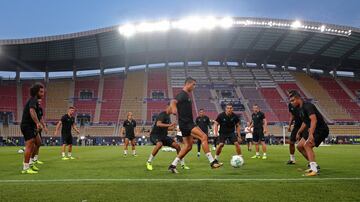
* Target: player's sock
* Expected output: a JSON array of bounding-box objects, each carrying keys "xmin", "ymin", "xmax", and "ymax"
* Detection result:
[
  {"xmin": 132, "ymin": 150, "xmax": 136, "ymax": 155},
  {"xmin": 205, "ymin": 152, "xmax": 215, "ymax": 163},
  {"xmin": 68, "ymin": 152, "xmax": 72, "ymax": 157},
  {"xmin": 215, "ymin": 155, "xmax": 219, "ymax": 160},
  {"xmin": 34, "ymin": 155, "xmax": 38, "ymax": 161},
  {"xmin": 62, "ymin": 152, "xmax": 65, "ymax": 157},
  {"xmin": 237, "ymin": 155, "xmax": 243, "ymax": 158},
  {"xmin": 309, "ymin": 162, "xmax": 318, "ymax": 172},
  {"xmin": 263, "ymin": 153, "xmax": 267, "ymax": 156},
  {"xmin": 290, "ymin": 154, "xmax": 295, "ymax": 161},
  {"xmin": 29, "ymin": 158, "xmax": 34, "ymax": 165},
  {"xmin": 147, "ymin": 154, "xmax": 154, "ymax": 163},
  {"xmin": 171, "ymin": 157, "xmax": 181, "ymax": 166},
  {"xmin": 256, "ymin": 152, "xmax": 260, "ymax": 156},
  {"xmin": 124, "ymin": 150, "xmax": 127, "ymax": 155},
  {"xmin": 23, "ymin": 162, "xmax": 30, "ymax": 170}
]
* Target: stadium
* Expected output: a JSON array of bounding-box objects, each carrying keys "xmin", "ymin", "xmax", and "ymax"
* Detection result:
[{"xmin": 0, "ymin": 2, "xmax": 360, "ymax": 202}]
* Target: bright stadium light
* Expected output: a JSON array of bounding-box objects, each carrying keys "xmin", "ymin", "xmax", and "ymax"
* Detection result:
[
  {"xmin": 118, "ymin": 24, "xmax": 136, "ymax": 37},
  {"xmin": 291, "ymin": 20, "xmax": 302, "ymax": 29},
  {"xmin": 219, "ymin": 17, "xmax": 234, "ymax": 28},
  {"xmin": 203, "ymin": 16, "xmax": 218, "ymax": 30},
  {"xmin": 320, "ymin": 25, "xmax": 326, "ymax": 32}
]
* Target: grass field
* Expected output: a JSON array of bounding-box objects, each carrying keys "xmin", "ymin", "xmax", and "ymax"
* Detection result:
[{"xmin": 0, "ymin": 145, "xmax": 359, "ymax": 201}]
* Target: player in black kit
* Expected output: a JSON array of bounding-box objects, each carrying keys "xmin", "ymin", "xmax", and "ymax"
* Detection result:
[
  {"xmin": 20, "ymin": 83, "xmax": 45, "ymax": 174},
  {"xmin": 146, "ymin": 103, "xmax": 189, "ymax": 171},
  {"xmin": 55, "ymin": 107, "xmax": 80, "ymax": 160},
  {"xmin": 31, "ymin": 98, "xmax": 48, "ymax": 165},
  {"xmin": 121, "ymin": 112, "xmax": 138, "ymax": 157},
  {"xmin": 213, "ymin": 104, "xmax": 243, "ymax": 162},
  {"xmin": 168, "ymin": 77, "xmax": 222, "ymax": 173},
  {"xmin": 195, "ymin": 109, "xmax": 212, "ymax": 158},
  {"xmin": 250, "ymin": 104, "xmax": 268, "ymax": 159},
  {"xmin": 289, "ymin": 90, "xmax": 329, "ymax": 176}
]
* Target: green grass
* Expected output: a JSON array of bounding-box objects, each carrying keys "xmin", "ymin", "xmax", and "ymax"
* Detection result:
[{"xmin": 0, "ymin": 145, "xmax": 359, "ymax": 201}]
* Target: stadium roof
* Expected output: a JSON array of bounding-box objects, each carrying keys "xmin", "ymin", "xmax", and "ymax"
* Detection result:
[{"xmin": 0, "ymin": 17, "xmax": 360, "ymax": 74}]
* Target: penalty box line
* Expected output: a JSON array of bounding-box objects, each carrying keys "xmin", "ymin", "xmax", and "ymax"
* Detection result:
[{"xmin": 0, "ymin": 177, "xmax": 359, "ymax": 183}]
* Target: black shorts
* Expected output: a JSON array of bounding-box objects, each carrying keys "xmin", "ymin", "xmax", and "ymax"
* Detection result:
[
  {"xmin": 253, "ymin": 128, "xmax": 265, "ymax": 142},
  {"xmin": 219, "ymin": 133, "xmax": 238, "ymax": 144},
  {"xmin": 179, "ymin": 123, "xmax": 196, "ymax": 137},
  {"xmin": 125, "ymin": 135, "xmax": 135, "ymax": 141},
  {"xmin": 61, "ymin": 134, "xmax": 73, "ymax": 145},
  {"xmin": 312, "ymin": 127, "xmax": 329, "ymax": 147},
  {"xmin": 150, "ymin": 134, "xmax": 174, "ymax": 147},
  {"xmin": 246, "ymin": 138, "xmax": 253, "ymax": 143},
  {"xmin": 20, "ymin": 124, "xmax": 37, "ymax": 141},
  {"xmin": 290, "ymin": 126, "xmax": 309, "ymax": 143}
]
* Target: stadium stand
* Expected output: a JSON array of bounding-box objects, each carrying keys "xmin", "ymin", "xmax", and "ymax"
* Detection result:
[
  {"xmin": 318, "ymin": 77, "xmax": 360, "ymax": 121},
  {"xmin": 99, "ymin": 75, "xmax": 124, "ymax": 123},
  {"xmin": 45, "ymin": 80, "xmax": 72, "ymax": 121},
  {"xmin": 73, "ymin": 77, "xmax": 99, "ymax": 122},
  {"xmin": 294, "ymin": 72, "xmax": 353, "ymax": 121},
  {"xmin": 119, "ymin": 71, "xmax": 146, "ymax": 122},
  {"xmin": 0, "ymin": 81, "xmax": 17, "ymax": 121},
  {"xmin": 147, "ymin": 69, "xmax": 169, "ymax": 122}
]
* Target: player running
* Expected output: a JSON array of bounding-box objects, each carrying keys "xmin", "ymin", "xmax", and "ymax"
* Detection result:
[
  {"xmin": 146, "ymin": 103, "xmax": 189, "ymax": 171},
  {"xmin": 168, "ymin": 77, "xmax": 222, "ymax": 173},
  {"xmin": 213, "ymin": 103, "xmax": 243, "ymax": 162},
  {"xmin": 289, "ymin": 90, "xmax": 329, "ymax": 176},
  {"xmin": 55, "ymin": 107, "xmax": 80, "ymax": 160}
]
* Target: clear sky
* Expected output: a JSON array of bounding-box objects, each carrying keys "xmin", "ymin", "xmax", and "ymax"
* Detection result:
[{"xmin": 0, "ymin": 0, "xmax": 359, "ymax": 39}]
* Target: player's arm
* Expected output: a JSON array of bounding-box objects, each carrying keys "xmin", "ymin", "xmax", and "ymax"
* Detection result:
[
  {"xmin": 306, "ymin": 114, "xmax": 317, "ymax": 146},
  {"xmin": 54, "ymin": 121, "xmax": 62, "ymax": 136},
  {"xmin": 72, "ymin": 123, "xmax": 80, "ymax": 134},
  {"xmin": 29, "ymin": 108, "xmax": 41, "ymax": 130},
  {"xmin": 296, "ymin": 122, "xmax": 306, "ymax": 141},
  {"xmin": 263, "ymin": 118, "xmax": 268, "ymax": 134},
  {"xmin": 236, "ymin": 123, "xmax": 241, "ymax": 137},
  {"xmin": 170, "ymin": 99, "xmax": 178, "ymax": 115},
  {"xmin": 288, "ymin": 114, "xmax": 294, "ymax": 132},
  {"xmin": 213, "ymin": 121, "xmax": 219, "ymax": 137},
  {"xmin": 40, "ymin": 117, "xmax": 48, "ymax": 134},
  {"xmin": 120, "ymin": 127, "xmax": 124, "ymax": 136},
  {"xmin": 156, "ymin": 121, "xmax": 173, "ymax": 128},
  {"xmin": 249, "ymin": 121, "xmax": 253, "ymax": 128}
]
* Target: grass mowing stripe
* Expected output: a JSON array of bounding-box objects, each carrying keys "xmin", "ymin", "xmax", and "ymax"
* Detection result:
[{"xmin": 1, "ymin": 177, "xmax": 359, "ymax": 183}]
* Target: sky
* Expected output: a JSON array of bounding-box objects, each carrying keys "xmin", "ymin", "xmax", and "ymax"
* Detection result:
[{"xmin": 0, "ymin": 0, "xmax": 359, "ymax": 39}]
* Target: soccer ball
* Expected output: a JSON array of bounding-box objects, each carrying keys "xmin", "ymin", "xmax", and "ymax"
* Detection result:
[{"xmin": 230, "ymin": 155, "xmax": 244, "ymax": 168}]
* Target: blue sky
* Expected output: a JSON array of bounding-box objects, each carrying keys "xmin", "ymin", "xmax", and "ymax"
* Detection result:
[{"xmin": 0, "ymin": 0, "xmax": 359, "ymax": 39}]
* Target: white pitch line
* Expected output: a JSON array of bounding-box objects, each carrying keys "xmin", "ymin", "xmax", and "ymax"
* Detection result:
[{"xmin": 0, "ymin": 178, "xmax": 359, "ymax": 183}]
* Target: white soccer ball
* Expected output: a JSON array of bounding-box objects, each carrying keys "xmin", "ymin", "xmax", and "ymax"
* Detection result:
[
  {"xmin": 17, "ymin": 148, "xmax": 24, "ymax": 154},
  {"xmin": 230, "ymin": 155, "xmax": 244, "ymax": 168}
]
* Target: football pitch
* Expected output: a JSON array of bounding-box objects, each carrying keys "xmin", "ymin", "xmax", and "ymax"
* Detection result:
[{"xmin": 0, "ymin": 145, "xmax": 359, "ymax": 201}]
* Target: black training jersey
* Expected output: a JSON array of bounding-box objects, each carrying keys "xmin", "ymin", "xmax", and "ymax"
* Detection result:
[
  {"xmin": 288, "ymin": 103, "xmax": 302, "ymax": 127},
  {"xmin": 252, "ymin": 111, "xmax": 265, "ymax": 130},
  {"xmin": 37, "ymin": 106, "xmax": 43, "ymax": 121},
  {"xmin": 21, "ymin": 97, "xmax": 39, "ymax": 126},
  {"xmin": 215, "ymin": 112, "xmax": 240, "ymax": 134},
  {"xmin": 195, "ymin": 115, "xmax": 211, "ymax": 134},
  {"xmin": 150, "ymin": 111, "xmax": 171, "ymax": 137},
  {"xmin": 299, "ymin": 102, "xmax": 328, "ymax": 130},
  {"xmin": 175, "ymin": 90, "xmax": 193, "ymax": 125},
  {"xmin": 123, "ymin": 119, "xmax": 136, "ymax": 136},
  {"xmin": 61, "ymin": 114, "xmax": 75, "ymax": 135}
]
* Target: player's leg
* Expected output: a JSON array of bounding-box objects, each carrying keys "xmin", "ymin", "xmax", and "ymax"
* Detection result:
[
  {"xmin": 213, "ymin": 136, "xmax": 217, "ymax": 150},
  {"xmin": 146, "ymin": 141, "xmax": 163, "ymax": 170},
  {"xmin": 215, "ymin": 134, "xmax": 225, "ymax": 160},
  {"xmin": 196, "ymin": 139, "xmax": 201, "ymax": 157},
  {"xmin": 190, "ymin": 127, "xmax": 222, "ymax": 167},
  {"xmin": 251, "ymin": 131, "xmax": 261, "ymax": 158},
  {"xmin": 170, "ymin": 139, "xmax": 190, "ymax": 170},
  {"xmin": 296, "ymin": 138, "xmax": 308, "ymax": 161},
  {"xmin": 68, "ymin": 144, "xmax": 74, "ymax": 159},
  {"xmin": 22, "ymin": 138, "xmax": 37, "ymax": 174},
  {"xmin": 168, "ymin": 135, "xmax": 193, "ymax": 173},
  {"xmin": 131, "ymin": 138, "xmax": 136, "ymax": 156},
  {"xmin": 261, "ymin": 140, "xmax": 267, "ymax": 159},
  {"xmin": 123, "ymin": 138, "xmax": 129, "ymax": 156},
  {"xmin": 33, "ymin": 134, "xmax": 43, "ymax": 164}
]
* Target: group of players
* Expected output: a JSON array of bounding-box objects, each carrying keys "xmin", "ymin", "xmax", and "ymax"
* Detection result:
[{"xmin": 19, "ymin": 77, "xmax": 328, "ymax": 177}]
